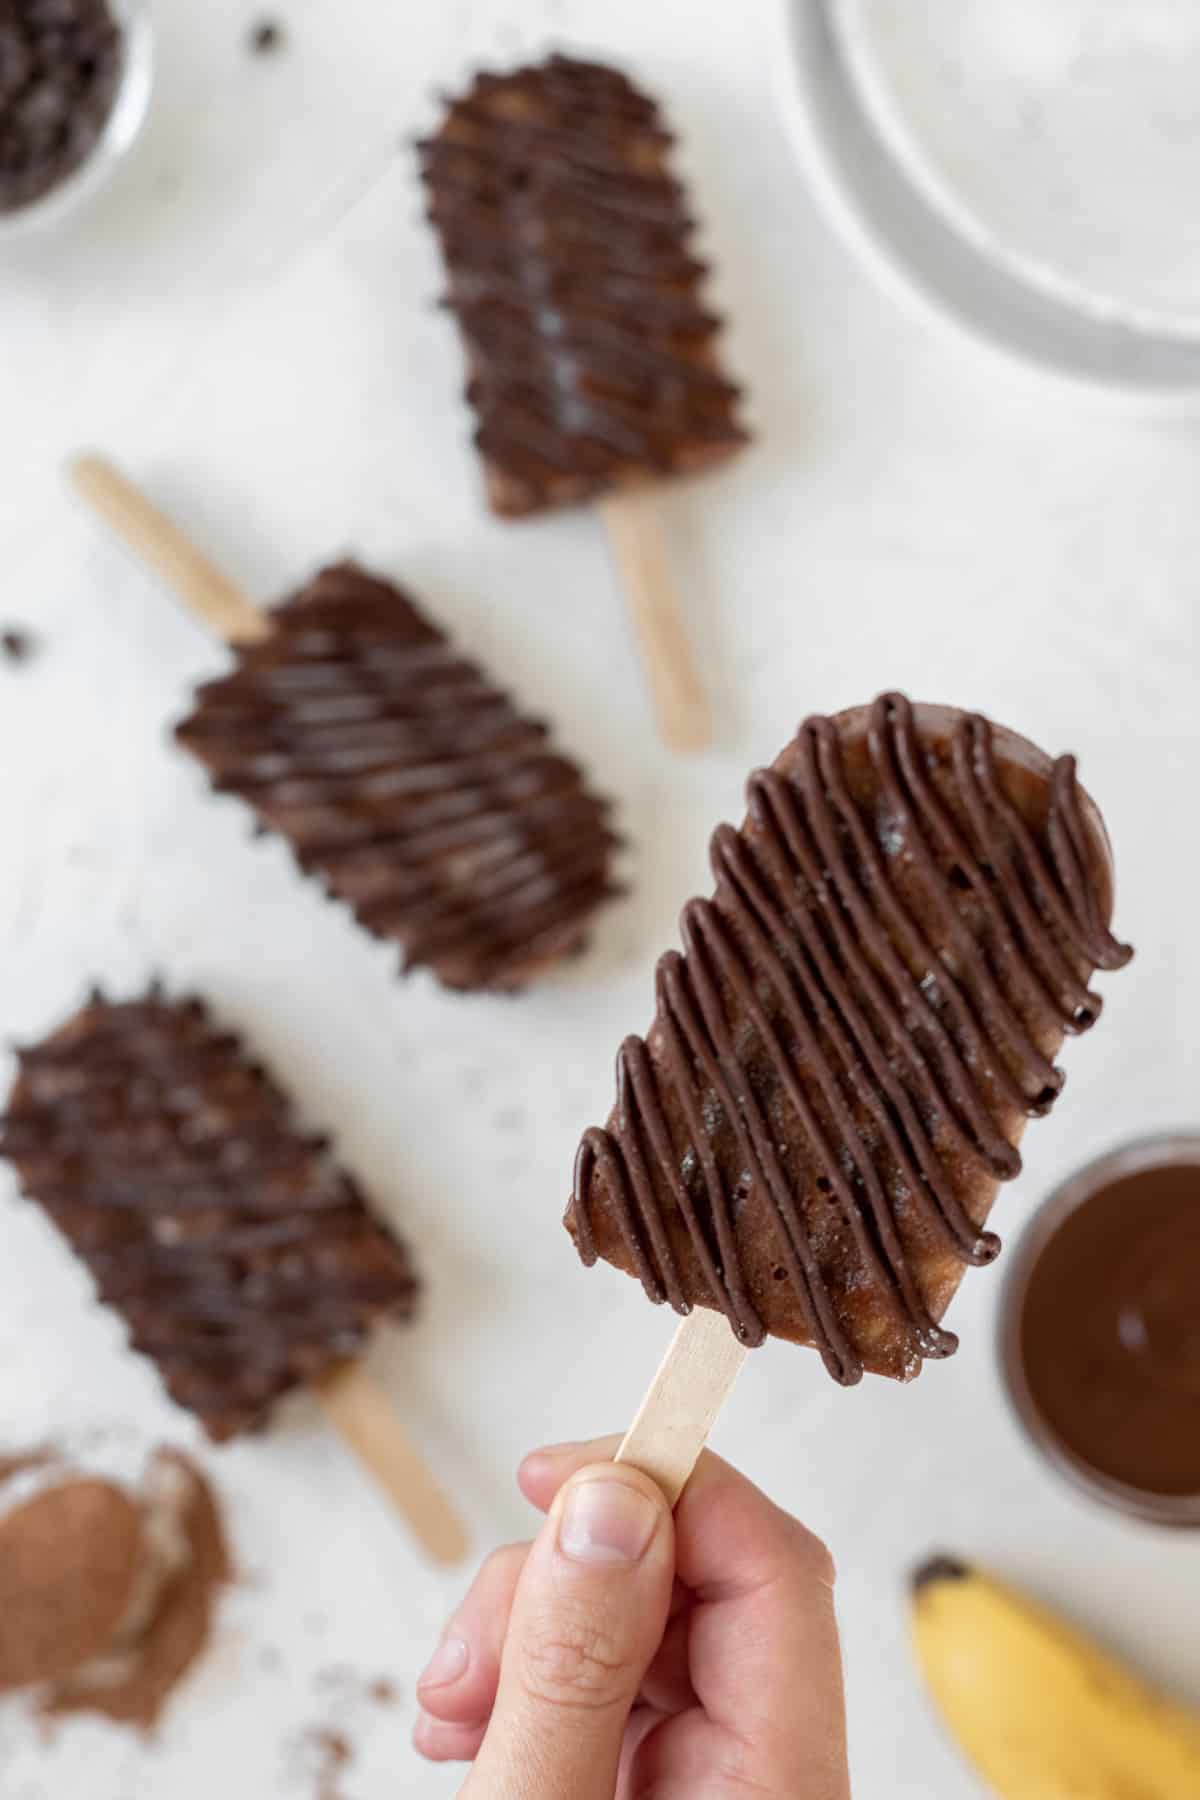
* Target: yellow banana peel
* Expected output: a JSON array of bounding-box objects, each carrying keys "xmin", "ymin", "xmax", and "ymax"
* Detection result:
[{"xmin": 910, "ymin": 1556, "xmax": 1200, "ymax": 1799}]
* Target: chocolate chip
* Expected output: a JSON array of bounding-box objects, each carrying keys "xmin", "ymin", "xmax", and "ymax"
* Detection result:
[
  {"xmin": 0, "ymin": 28, "xmax": 34, "ymax": 104},
  {"xmin": 1, "ymin": 628, "xmax": 35, "ymax": 663},
  {"xmin": 248, "ymin": 19, "xmax": 284, "ymax": 54}
]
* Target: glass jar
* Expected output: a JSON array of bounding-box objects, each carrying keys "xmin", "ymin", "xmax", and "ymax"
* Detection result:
[{"xmin": 999, "ymin": 1133, "xmax": 1200, "ymax": 1527}]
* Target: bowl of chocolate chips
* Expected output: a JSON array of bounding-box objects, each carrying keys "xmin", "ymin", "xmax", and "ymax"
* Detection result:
[{"xmin": 0, "ymin": 0, "xmax": 152, "ymax": 236}]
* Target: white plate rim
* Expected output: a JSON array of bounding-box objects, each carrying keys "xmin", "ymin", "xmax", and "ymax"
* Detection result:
[{"xmin": 769, "ymin": 0, "xmax": 1200, "ymax": 408}]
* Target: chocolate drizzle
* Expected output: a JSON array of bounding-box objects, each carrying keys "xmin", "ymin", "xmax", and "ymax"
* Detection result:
[
  {"xmin": 175, "ymin": 562, "xmax": 620, "ymax": 993},
  {"xmin": 567, "ymin": 695, "xmax": 1132, "ymax": 1384},
  {"xmin": 0, "ymin": 991, "xmax": 419, "ymax": 1439},
  {"xmin": 418, "ymin": 53, "xmax": 749, "ymax": 517}
]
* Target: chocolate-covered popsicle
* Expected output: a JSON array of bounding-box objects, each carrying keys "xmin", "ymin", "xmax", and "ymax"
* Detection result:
[
  {"xmin": 1, "ymin": 990, "xmax": 418, "ymax": 1439},
  {"xmin": 419, "ymin": 52, "xmax": 749, "ymax": 518},
  {"xmin": 175, "ymin": 561, "xmax": 620, "ymax": 993},
  {"xmin": 568, "ymin": 694, "xmax": 1132, "ymax": 1384}
]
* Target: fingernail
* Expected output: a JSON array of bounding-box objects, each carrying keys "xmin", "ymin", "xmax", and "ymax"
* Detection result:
[
  {"xmin": 557, "ymin": 1474, "xmax": 659, "ymax": 1565},
  {"xmin": 417, "ymin": 1633, "xmax": 469, "ymax": 1691}
]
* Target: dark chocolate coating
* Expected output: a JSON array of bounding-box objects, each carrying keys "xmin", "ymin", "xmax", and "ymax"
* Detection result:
[
  {"xmin": 175, "ymin": 562, "xmax": 621, "ymax": 993},
  {"xmin": 418, "ymin": 53, "xmax": 749, "ymax": 517},
  {"xmin": 567, "ymin": 694, "xmax": 1132, "ymax": 1382},
  {"xmin": 0, "ymin": 991, "xmax": 419, "ymax": 1440}
]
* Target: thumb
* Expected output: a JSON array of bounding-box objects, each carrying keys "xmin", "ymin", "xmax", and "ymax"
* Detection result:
[{"xmin": 463, "ymin": 1462, "xmax": 674, "ymax": 1800}]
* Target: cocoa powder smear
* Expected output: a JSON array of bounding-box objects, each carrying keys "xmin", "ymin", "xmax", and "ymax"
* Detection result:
[{"xmin": 0, "ymin": 1449, "xmax": 232, "ymax": 1731}]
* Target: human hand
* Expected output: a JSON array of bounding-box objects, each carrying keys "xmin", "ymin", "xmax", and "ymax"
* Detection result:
[{"xmin": 414, "ymin": 1435, "xmax": 849, "ymax": 1799}]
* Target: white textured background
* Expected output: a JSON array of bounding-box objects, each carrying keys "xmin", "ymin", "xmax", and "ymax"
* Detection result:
[{"xmin": 1, "ymin": 2, "xmax": 1198, "ymax": 1795}]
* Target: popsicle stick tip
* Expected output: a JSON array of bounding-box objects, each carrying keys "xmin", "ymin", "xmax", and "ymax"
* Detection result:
[
  {"xmin": 68, "ymin": 449, "xmax": 108, "ymax": 487},
  {"xmin": 66, "ymin": 452, "xmax": 270, "ymax": 647}
]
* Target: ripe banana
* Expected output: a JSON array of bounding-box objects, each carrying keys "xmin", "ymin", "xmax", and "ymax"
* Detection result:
[{"xmin": 910, "ymin": 1556, "xmax": 1200, "ymax": 1798}]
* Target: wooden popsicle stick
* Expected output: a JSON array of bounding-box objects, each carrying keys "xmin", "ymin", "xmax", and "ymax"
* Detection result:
[
  {"xmin": 600, "ymin": 488, "xmax": 711, "ymax": 754},
  {"xmin": 616, "ymin": 1308, "xmax": 748, "ymax": 1506},
  {"xmin": 315, "ymin": 1362, "xmax": 470, "ymax": 1567},
  {"xmin": 68, "ymin": 452, "xmax": 470, "ymax": 1564},
  {"xmin": 69, "ymin": 454, "xmax": 271, "ymax": 646}
]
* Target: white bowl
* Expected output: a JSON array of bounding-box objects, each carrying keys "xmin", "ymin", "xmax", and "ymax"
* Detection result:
[
  {"xmin": 772, "ymin": 0, "xmax": 1200, "ymax": 405},
  {"xmin": 0, "ymin": 0, "xmax": 154, "ymax": 242}
]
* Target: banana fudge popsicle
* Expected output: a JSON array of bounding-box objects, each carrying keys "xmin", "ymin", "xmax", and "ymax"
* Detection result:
[
  {"xmin": 1, "ymin": 989, "xmax": 418, "ymax": 1438},
  {"xmin": 419, "ymin": 52, "xmax": 748, "ymax": 516},
  {"xmin": 175, "ymin": 562, "xmax": 620, "ymax": 994},
  {"xmin": 69, "ymin": 461, "xmax": 620, "ymax": 994},
  {"xmin": 2, "ymin": 988, "xmax": 468, "ymax": 1560},
  {"xmin": 419, "ymin": 53, "xmax": 751, "ymax": 749},
  {"xmin": 568, "ymin": 693, "xmax": 1132, "ymax": 1389}
]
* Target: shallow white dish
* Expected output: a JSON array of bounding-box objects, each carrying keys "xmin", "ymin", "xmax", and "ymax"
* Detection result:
[{"xmin": 772, "ymin": 0, "xmax": 1200, "ymax": 403}]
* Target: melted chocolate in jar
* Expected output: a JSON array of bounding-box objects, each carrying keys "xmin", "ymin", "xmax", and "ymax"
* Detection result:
[{"xmin": 1020, "ymin": 1160, "xmax": 1200, "ymax": 1497}]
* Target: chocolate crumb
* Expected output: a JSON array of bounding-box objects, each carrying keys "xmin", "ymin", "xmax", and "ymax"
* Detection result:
[
  {"xmin": 1, "ymin": 629, "xmax": 35, "ymax": 663},
  {"xmin": 291, "ymin": 1724, "xmax": 354, "ymax": 1800},
  {"xmin": 313, "ymin": 1663, "xmax": 399, "ymax": 1707},
  {"xmin": 249, "ymin": 19, "xmax": 284, "ymax": 54},
  {"xmin": 315, "ymin": 1728, "xmax": 349, "ymax": 1764}
]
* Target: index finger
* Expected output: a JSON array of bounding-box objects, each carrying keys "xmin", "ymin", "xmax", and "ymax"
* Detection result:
[{"xmin": 518, "ymin": 1437, "xmax": 622, "ymax": 1510}]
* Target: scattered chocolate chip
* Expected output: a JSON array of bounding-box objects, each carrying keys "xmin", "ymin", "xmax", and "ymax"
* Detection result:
[
  {"xmin": 1, "ymin": 628, "xmax": 35, "ymax": 663},
  {"xmin": 313, "ymin": 1728, "xmax": 349, "ymax": 1766},
  {"xmin": 249, "ymin": 19, "xmax": 284, "ymax": 55},
  {"xmin": 287, "ymin": 1724, "xmax": 354, "ymax": 1800},
  {"xmin": 313, "ymin": 1664, "xmax": 399, "ymax": 1707}
]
